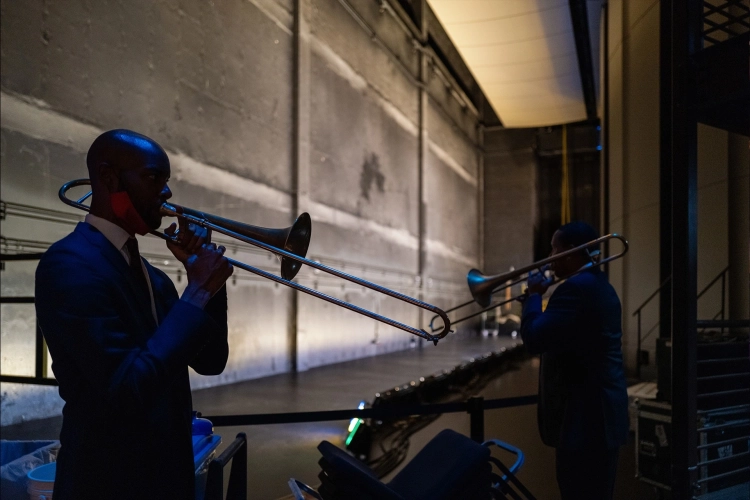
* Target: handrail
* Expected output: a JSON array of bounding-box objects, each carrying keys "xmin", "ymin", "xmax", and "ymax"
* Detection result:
[
  {"xmin": 633, "ymin": 277, "xmax": 671, "ymax": 317},
  {"xmin": 697, "ymin": 319, "xmax": 749, "ymax": 329},
  {"xmin": 633, "ymin": 277, "xmax": 670, "ymax": 379},
  {"xmin": 203, "ymin": 394, "xmax": 538, "ymax": 443},
  {"xmin": 0, "ymin": 251, "xmax": 54, "ymax": 386},
  {"xmin": 0, "ymin": 253, "xmax": 47, "ymax": 261},
  {"xmin": 204, "ymin": 432, "xmax": 247, "ymax": 500},
  {"xmin": 634, "ymin": 267, "xmax": 732, "ymax": 379},
  {"xmin": 697, "ymin": 265, "xmax": 729, "ymax": 299}
]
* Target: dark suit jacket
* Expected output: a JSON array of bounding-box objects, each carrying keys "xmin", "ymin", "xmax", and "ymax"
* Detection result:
[
  {"xmin": 35, "ymin": 222, "xmax": 228, "ymax": 500},
  {"xmin": 520, "ymin": 268, "xmax": 629, "ymax": 451}
]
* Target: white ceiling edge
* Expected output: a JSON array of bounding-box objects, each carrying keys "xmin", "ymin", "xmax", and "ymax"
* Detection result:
[{"xmin": 429, "ymin": 0, "xmax": 603, "ymax": 128}]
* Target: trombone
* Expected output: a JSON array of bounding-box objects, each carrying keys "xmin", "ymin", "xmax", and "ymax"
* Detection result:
[
  {"xmin": 60, "ymin": 179, "xmax": 452, "ymax": 343},
  {"xmin": 429, "ymin": 234, "xmax": 629, "ymax": 332}
]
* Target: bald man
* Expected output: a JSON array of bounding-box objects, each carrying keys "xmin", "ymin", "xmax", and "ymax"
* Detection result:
[{"xmin": 36, "ymin": 129, "xmax": 233, "ymax": 499}]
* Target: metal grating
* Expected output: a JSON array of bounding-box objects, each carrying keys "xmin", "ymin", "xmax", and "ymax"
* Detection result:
[{"xmin": 703, "ymin": 0, "xmax": 750, "ymax": 47}]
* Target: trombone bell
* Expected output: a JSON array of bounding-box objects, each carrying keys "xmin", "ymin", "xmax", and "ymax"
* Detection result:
[
  {"xmin": 467, "ymin": 269, "xmax": 494, "ymax": 308},
  {"xmin": 175, "ymin": 206, "xmax": 311, "ymax": 280}
]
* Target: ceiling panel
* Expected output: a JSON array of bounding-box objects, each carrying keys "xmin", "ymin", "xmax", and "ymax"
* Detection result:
[{"xmin": 429, "ymin": 0, "xmax": 595, "ymax": 127}]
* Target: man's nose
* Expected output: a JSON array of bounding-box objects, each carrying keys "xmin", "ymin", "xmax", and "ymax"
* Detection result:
[{"xmin": 162, "ymin": 184, "xmax": 172, "ymax": 200}]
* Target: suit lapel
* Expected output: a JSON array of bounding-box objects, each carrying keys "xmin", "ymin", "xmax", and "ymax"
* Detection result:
[
  {"xmin": 76, "ymin": 223, "xmax": 157, "ymax": 336},
  {"xmin": 145, "ymin": 263, "xmax": 168, "ymax": 325}
]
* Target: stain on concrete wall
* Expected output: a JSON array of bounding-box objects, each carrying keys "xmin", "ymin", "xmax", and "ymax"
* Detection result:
[{"xmin": 360, "ymin": 153, "xmax": 385, "ymax": 201}]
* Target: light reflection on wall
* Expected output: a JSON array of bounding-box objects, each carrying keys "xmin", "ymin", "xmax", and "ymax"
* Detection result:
[{"xmin": 1, "ymin": 0, "xmax": 484, "ymax": 426}]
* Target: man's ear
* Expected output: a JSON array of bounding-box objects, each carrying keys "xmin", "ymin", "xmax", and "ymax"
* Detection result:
[{"xmin": 97, "ymin": 163, "xmax": 120, "ymax": 193}]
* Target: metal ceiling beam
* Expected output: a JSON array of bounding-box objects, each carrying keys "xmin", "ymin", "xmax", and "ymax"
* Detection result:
[{"xmin": 569, "ymin": 0, "xmax": 597, "ymax": 120}]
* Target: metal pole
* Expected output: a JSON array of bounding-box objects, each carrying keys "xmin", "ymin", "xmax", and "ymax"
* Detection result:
[
  {"xmin": 35, "ymin": 325, "xmax": 45, "ymax": 380},
  {"xmin": 720, "ymin": 271, "xmax": 726, "ymax": 334},
  {"xmin": 667, "ymin": 0, "xmax": 701, "ymax": 496},
  {"xmin": 226, "ymin": 433, "xmax": 248, "ymax": 500},
  {"xmin": 659, "ymin": 0, "xmax": 673, "ymax": 343},
  {"xmin": 637, "ymin": 311, "xmax": 642, "ymax": 379},
  {"xmin": 417, "ymin": 0, "xmax": 428, "ymax": 340},
  {"xmin": 467, "ymin": 396, "xmax": 485, "ymax": 443},
  {"xmin": 292, "ymin": 0, "xmax": 312, "ymax": 372}
]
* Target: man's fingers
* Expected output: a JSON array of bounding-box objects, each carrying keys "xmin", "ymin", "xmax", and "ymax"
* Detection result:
[{"xmin": 178, "ymin": 215, "xmax": 189, "ymax": 234}]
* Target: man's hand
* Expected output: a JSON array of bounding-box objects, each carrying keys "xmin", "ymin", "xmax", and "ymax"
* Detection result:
[
  {"xmin": 181, "ymin": 243, "xmax": 234, "ymax": 309},
  {"xmin": 526, "ymin": 267, "xmax": 554, "ymax": 296},
  {"xmin": 165, "ymin": 218, "xmax": 211, "ymax": 265}
]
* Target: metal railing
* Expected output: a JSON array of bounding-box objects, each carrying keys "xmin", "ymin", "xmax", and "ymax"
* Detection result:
[
  {"xmin": 205, "ymin": 433, "xmax": 248, "ymax": 500},
  {"xmin": 633, "ymin": 277, "xmax": 671, "ymax": 379},
  {"xmin": 201, "ymin": 394, "xmax": 538, "ymax": 497},
  {"xmin": 696, "ymin": 266, "xmax": 730, "ymax": 331},
  {"xmin": 703, "ymin": 0, "xmax": 750, "ymax": 47},
  {"xmin": 0, "ymin": 252, "xmax": 57, "ymax": 386},
  {"xmin": 203, "ymin": 394, "xmax": 538, "ymax": 444},
  {"xmin": 633, "ymin": 267, "xmax": 730, "ymax": 379}
]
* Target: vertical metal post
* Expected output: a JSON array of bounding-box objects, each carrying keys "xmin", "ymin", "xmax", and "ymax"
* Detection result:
[
  {"xmin": 226, "ymin": 434, "xmax": 248, "ymax": 500},
  {"xmin": 636, "ymin": 311, "xmax": 642, "ymax": 379},
  {"xmin": 720, "ymin": 271, "xmax": 726, "ymax": 334},
  {"xmin": 205, "ymin": 461, "xmax": 224, "ymax": 500},
  {"xmin": 205, "ymin": 433, "xmax": 248, "ymax": 500},
  {"xmin": 467, "ymin": 396, "xmax": 485, "ymax": 443},
  {"xmin": 416, "ymin": 0, "xmax": 428, "ymax": 336},
  {"xmin": 292, "ymin": 0, "xmax": 312, "ymax": 372},
  {"xmin": 668, "ymin": 0, "xmax": 701, "ymax": 496},
  {"xmin": 659, "ymin": 0, "xmax": 673, "ymax": 342},
  {"xmin": 35, "ymin": 324, "xmax": 45, "ymax": 380},
  {"xmin": 477, "ymin": 125, "xmax": 485, "ymax": 272},
  {"xmin": 601, "ymin": 2, "xmax": 611, "ymax": 276}
]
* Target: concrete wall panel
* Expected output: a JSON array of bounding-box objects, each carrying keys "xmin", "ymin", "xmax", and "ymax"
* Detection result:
[
  {"xmin": 309, "ymin": 51, "xmax": 419, "ymax": 232},
  {"xmin": 483, "ymin": 128, "xmax": 537, "ymax": 276},
  {"xmin": 696, "ymin": 124, "xmax": 729, "ymax": 320},
  {"xmin": 425, "ymin": 150, "xmax": 478, "ymax": 264},
  {"xmin": 309, "ymin": 0, "xmax": 419, "ymax": 126},
  {"xmin": 427, "ymin": 101, "xmax": 478, "ymax": 181},
  {"xmin": 1, "ymin": 0, "xmax": 295, "ymax": 192},
  {"xmin": 605, "ymin": 0, "xmax": 661, "ymax": 370}
]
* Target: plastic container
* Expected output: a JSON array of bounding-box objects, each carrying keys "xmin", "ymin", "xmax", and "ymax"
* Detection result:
[
  {"xmin": 26, "ymin": 462, "xmax": 55, "ymax": 500},
  {"xmin": 0, "ymin": 440, "xmax": 58, "ymax": 500},
  {"xmin": 192, "ymin": 412, "xmax": 221, "ymax": 500}
]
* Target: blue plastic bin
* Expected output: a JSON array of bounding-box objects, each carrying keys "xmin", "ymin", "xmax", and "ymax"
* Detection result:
[{"xmin": 0, "ymin": 440, "xmax": 59, "ymax": 500}]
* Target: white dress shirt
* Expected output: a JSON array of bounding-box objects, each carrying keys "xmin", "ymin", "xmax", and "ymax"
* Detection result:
[{"xmin": 85, "ymin": 213, "xmax": 159, "ymax": 324}]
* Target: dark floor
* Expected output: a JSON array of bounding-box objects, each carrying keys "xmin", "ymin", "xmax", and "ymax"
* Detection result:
[{"xmin": 3, "ymin": 332, "xmax": 658, "ymax": 499}]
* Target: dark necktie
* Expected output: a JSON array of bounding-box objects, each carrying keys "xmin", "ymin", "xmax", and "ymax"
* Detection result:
[{"xmin": 125, "ymin": 237, "xmax": 151, "ymax": 297}]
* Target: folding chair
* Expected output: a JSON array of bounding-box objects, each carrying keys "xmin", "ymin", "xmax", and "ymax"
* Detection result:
[{"xmin": 289, "ymin": 429, "xmax": 535, "ymax": 499}]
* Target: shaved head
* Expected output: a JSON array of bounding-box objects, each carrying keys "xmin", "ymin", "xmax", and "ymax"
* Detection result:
[{"xmin": 87, "ymin": 129, "xmax": 169, "ymax": 179}]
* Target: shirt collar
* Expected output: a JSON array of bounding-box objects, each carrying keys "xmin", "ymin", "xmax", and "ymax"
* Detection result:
[
  {"xmin": 577, "ymin": 261, "xmax": 596, "ymax": 272},
  {"xmin": 85, "ymin": 213, "xmax": 132, "ymax": 253}
]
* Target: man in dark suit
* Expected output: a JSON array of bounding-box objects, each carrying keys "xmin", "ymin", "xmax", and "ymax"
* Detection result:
[
  {"xmin": 520, "ymin": 221, "xmax": 628, "ymax": 500},
  {"xmin": 36, "ymin": 129, "xmax": 233, "ymax": 499}
]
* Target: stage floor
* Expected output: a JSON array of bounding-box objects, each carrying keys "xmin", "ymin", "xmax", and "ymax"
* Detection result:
[
  {"xmin": 3, "ymin": 332, "xmax": 655, "ymax": 499},
  {"xmin": 191, "ymin": 331, "xmax": 653, "ymax": 499}
]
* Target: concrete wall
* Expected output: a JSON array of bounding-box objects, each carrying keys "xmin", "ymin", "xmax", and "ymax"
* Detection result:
[
  {"xmin": 605, "ymin": 0, "xmax": 745, "ymax": 374},
  {"xmin": 0, "ymin": 0, "xmax": 481, "ymax": 425},
  {"xmin": 605, "ymin": 0, "xmax": 662, "ymax": 374},
  {"xmin": 483, "ymin": 128, "xmax": 537, "ymax": 276}
]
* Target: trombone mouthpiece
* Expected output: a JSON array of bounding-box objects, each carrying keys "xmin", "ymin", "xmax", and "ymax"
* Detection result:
[{"xmin": 160, "ymin": 203, "xmax": 181, "ymax": 217}]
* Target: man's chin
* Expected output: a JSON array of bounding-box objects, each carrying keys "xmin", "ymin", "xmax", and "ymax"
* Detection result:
[{"xmin": 146, "ymin": 216, "xmax": 162, "ymax": 232}]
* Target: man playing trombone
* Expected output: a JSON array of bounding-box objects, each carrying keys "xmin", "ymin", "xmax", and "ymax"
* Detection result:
[
  {"xmin": 520, "ymin": 221, "xmax": 628, "ymax": 500},
  {"xmin": 36, "ymin": 129, "xmax": 233, "ymax": 499}
]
